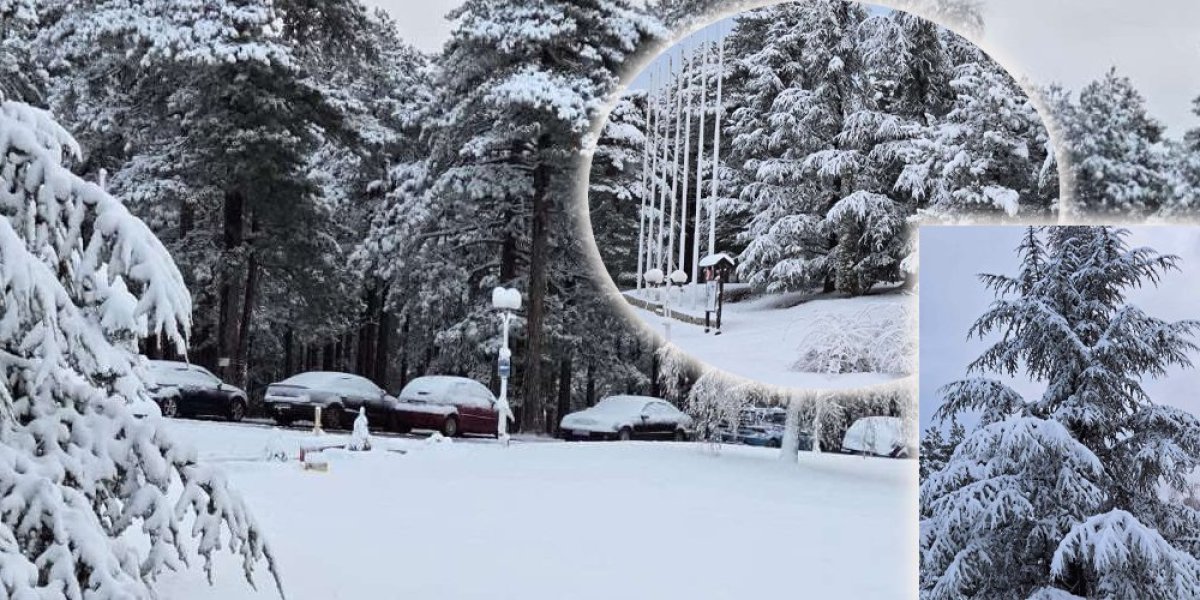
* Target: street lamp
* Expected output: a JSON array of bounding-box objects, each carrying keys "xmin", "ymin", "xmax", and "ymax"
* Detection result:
[
  {"xmin": 665, "ymin": 270, "xmax": 689, "ymax": 342},
  {"xmin": 491, "ymin": 287, "xmax": 521, "ymax": 445}
]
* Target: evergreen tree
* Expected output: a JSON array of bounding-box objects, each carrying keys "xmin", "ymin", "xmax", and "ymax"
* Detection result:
[
  {"xmin": 921, "ymin": 227, "xmax": 1200, "ymax": 599},
  {"xmin": 0, "ymin": 100, "xmax": 277, "ymax": 598},
  {"xmin": 408, "ymin": 0, "xmax": 659, "ymax": 432},
  {"xmin": 1055, "ymin": 69, "xmax": 1169, "ymax": 216}
]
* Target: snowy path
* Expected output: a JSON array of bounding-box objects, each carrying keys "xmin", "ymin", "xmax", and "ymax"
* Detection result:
[
  {"xmin": 628, "ymin": 288, "xmax": 912, "ymax": 390},
  {"xmin": 158, "ymin": 419, "xmax": 916, "ymax": 600}
]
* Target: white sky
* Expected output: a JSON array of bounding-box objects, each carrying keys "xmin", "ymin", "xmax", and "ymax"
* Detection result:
[
  {"xmin": 919, "ymin": 226, "xmax": 1200, "ymax": 433},
  {"xmin": 363, "ymin": 0, "xmax": 1200, "ymax": 135}
]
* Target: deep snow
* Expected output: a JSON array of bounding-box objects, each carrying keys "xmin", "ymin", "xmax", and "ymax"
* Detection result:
[
  {"xmin": 156, "ymin": 419, "xmax": 917, "ymax": 600},
  {"xmin": 628, "ymin": 286, "xmax": 913, "ymax": 390}
]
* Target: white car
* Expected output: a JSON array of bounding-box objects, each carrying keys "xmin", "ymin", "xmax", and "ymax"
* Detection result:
[
  {"xmin": 559, "ymin": 395, "xmax": 693, "ymax": 442},
  {"xmin": 841, "ymin": 416, "xmax": 913, "ymax": 458}
]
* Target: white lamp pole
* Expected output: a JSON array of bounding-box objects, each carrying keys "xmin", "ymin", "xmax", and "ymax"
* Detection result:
[
  {"xmin": 643, "ymin": 268, "xmax": 666, "ymax": 341},
  {"xmin": 491, "ymin": 287, "xmax": 521, "ymax": 445}
]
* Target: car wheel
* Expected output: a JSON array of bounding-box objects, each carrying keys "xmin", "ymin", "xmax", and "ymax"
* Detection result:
[
  {"xmin": 673, "ymin": 429, "xmax": 687, "ymax": 442},
  {"xmin": 768, "ymin": 438, "xmax": 782, "ymax": 448},
  {"xmin": 441, "ymin": 415, "xmax": 459, "ymax": 437},
  {"xmin": 161, "ymin": 397, "xmax": 179, "ymax": 418},
  {"xmin": 322, "ymin": 405, "xmax": 344, "ymax": 430},
  {"xmin": 617, "ymin": 427, "xmax": 632, "ymax": 442},
  {"xmin": 227, "ymin": 399, "xmax": 246, "ymax": 422}
]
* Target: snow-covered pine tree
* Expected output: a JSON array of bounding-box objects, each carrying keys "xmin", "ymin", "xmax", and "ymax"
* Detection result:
[
  {"xmin": 418, "ymin": 0, "xmax": 660, "ymax": 432},
  {"xmin": 589, "ymin": 93, "xmax": 648, "ymax": 287},
  {"xmin": 898, "ymin": 46, "xmax": 1057, "ymax": 218},
  {"xmin": 918, "ymin": 426, "xmax": 947, "ymax": 480},
  {"xmin": 0, "ymin": 100, "xmax": 277, "ymax": 598},
  {"xmin": 0, "ymin": 0, "xmax": 43, "ymax": 104},
  {"xmin": 1164, "ymin": 97, "xmax": 1200, "ymax": 214},
  {"xmin": 1054, "ymin": 69, "xmax": 1170, "ymax": 217},
  {"xmin": 921, "ymin": 226, "xmax": 1200, "ymax": 599}
]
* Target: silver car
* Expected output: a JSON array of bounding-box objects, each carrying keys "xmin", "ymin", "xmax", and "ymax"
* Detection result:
[
  {"xmin": 559, "ymin": 395, "xmax": 694, "ymax": 441},
  {"xmin": 263, "ymin": 371, "xmax": 396, "ymax": 430}
]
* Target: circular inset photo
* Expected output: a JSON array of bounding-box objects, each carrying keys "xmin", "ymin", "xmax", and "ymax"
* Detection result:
[{"xmin": 586, "ymin": 0, "xmax": 1058, "ymax": 390}]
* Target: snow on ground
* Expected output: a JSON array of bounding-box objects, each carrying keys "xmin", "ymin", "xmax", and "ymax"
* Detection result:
[
  {"xmin": 628, "ymin": 286, "xmax": 913, "ymax": 390},
  {"xmin": 158, "ymin": 419, "xmax": 916, "ymax": 600}
]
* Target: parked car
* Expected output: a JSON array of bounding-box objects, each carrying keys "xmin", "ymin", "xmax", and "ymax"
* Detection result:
[
  {"xmin": 393, "ymin": 376, "xmax": 506, "ymax": 437},
  {"xmin": 146, "ymin": 360, "xmax": 248, "ymax": 421},
  {"xmin": 263, "ymin": 371, "xmax": 394, "ymax": 430},
  {"xmin": 559, "ymin": 395, "xmax": 693, "ymax": 441},
  {"xmin": 841, "ymin": 416, "xmax": 912, "ymax": 458},
  {"xmin": 738, "ymin": 424, "xmax": 784, "ymax": 447}
]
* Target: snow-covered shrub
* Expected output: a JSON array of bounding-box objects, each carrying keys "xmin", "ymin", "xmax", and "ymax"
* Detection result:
[
  {"xmin": 0, "ymin": 101, "xmax": 278, "ymax": 598},
  {"xmin": 793, "ymin": 302, "xmax": 914, "ymax": 375},
  {"xmin": 348, "ymin": 407, "xmax": 372, "ymax": 451},
  {"xmin": 264, "ymin": 429, "xmax": 291, "ymax": 462},
  {"xmin": 684, "ymin": 371, "xmax": 776, "ymax": 443}
]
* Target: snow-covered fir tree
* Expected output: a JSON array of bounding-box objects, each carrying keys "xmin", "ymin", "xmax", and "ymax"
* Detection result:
[
  {"xmin": 0, "ymin": 100, "xmax": 277, "ymax": 598},
  {"xmin": 921, "ymin": 227, "xmax": 1200, "ymax": 599},
  {"xmin": 1052, "ymin": 69, "xmax": 1170, "ymax": 217}
]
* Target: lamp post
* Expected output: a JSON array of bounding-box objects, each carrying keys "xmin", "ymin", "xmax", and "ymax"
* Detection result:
[
  {"xmin": 666, "ymin": 270, "xmax": 689, "ymax": 343},
  {"xmin": 643, "ymin": 268, "xmax": 665, "ymax": 340},
  {"xmin": 491, "ymin": 287, "xmax": 521, "ymax": 445}
]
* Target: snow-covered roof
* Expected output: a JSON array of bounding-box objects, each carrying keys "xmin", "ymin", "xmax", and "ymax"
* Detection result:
[{"xmin": 698, "ymin": 253, "xmax": 736, "ymax": 268}]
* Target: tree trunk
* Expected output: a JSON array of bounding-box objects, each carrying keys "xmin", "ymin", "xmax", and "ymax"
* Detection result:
[
  {"xmin": 780, "ymin": 393, "xmax": 803, "ymax": 463},
  {"xmin": 396, "ymin": 315, "xmax": 408, "ymax": 390},
  {"xmin": 585, "ymin": 361, "xmax": 595, "ymax": 407},
  {"xmin": 219, "ymin": 189, "xmax": 246, "ymax": 383},
  {"xmin": 650, "ymin": 349, "xmax": 660, "ymax": 397},
  {"xmin": 555, "ymin": 355, "xmax": 572, "ymax": 433},
  {"xmin": 284, "ymin": 326, "xmax": 294, "ymax": 376},
  {"xmin": 376, "ymin": 307, "xmax": 391, "ymax": 387},
  {"xmin": 234, "ymin": 220, "xmax": 260, "ymax": 389},
  {"xmin": 521, "ymin": 136, "xmax": 553, "ymax": 434}
]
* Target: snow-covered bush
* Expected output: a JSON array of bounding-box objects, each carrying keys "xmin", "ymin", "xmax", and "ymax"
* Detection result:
[
  {"xmin": 0, "ymin": 101, "xmax": 278, "ymax": 598},
  {"xmin": 793, "ymin": 302, "xmax": 914, "ymax": 375},
  {"xmin": 348, "ymin": 407, "xmax": 372, "ymax": 451}
]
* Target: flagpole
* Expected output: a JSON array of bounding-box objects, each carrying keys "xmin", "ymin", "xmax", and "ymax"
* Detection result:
[
  {"xmin": 668, "ymin": 55, "xmax": 683, "ymax": 276},
  {"xmin": 678, "ymin": 48, "xmax": 694, "ymax": 281},
  {"xmin": 636, "ymin": 73, "xmax": 653, "ymax": 291},
  {"xmin": 692, "ymin": 40, "xmax": 709, "ymax": 288},
  {"xmin": 708, "ymin": 34, "xmax": 724, "ymax": 256}
]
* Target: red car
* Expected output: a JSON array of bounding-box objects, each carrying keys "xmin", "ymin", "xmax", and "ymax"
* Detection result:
[{"xmin": 391, "ymin": 376, "xmax": 506, "ymax": 437}]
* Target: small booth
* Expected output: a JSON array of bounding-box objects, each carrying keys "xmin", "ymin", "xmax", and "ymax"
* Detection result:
[{"xmin": 698, "ymin": 253, "xmax": 736, "ymax": 334}]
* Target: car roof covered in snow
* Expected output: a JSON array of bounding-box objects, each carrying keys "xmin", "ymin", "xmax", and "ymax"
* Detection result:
[
  {"xmin": 591, "ymin": 395, "xmax": 663, "ymax": 413},
  {"xmin": 401, "ymin": 375, "xmax": 474, "ymax": 393},
  {"xmin": 277, "ymin": 371, "xmax": 375, "ymax": 389},
  {"xmin": 398, "ymin": 375, "xmax": 494, "ymax": 407}
]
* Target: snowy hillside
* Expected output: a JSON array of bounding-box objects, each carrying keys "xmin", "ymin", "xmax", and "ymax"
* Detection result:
[
  {"xmin": 157, "ymin": 420, "xmax": 916, "ymax": 600},
  {"xmin": 628, "ymin": 287, "xmax": 913, "ymax": 390}
]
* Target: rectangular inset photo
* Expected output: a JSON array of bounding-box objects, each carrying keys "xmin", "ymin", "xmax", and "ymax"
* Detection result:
[{"xmin": 918, "ymin": 225, "xmax": 1200, "ymax": 599}]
